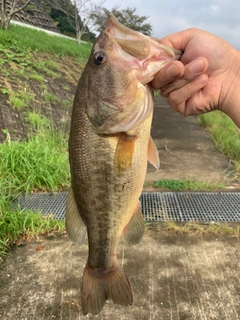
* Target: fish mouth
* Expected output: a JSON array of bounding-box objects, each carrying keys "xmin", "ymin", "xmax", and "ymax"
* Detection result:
[{"xmin": 105, "ymin": 14, "xmax": 182, "ymax": 84}]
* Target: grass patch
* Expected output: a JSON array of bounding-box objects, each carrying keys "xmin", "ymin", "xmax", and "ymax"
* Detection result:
[
  {"xmin": 0, "ymin": 24, "xmax": 92, "ymax": 59},
  {"xmin": 45, "ymin": 59, "xmax": 59, "ymax": 70},
  {"xmin": 153, "ymin": 179, "xmax": 225, "ymax": 191},
  {"xmin": 30, "ymin": 73, "xmax": 44, "ymax": 82},
  {"xmin": 0, "ymin": 208, "xmax": 65, "ymax": 258},
  {"xmin": 11, "ymin": 96, "xmax": 26, "ymax": 108},
  {"xmin": 27, "ymin": 111, "xmax": 51, "ymax": 131},
  {"xmin": 0, "ymin": 124, "xmax": 70, "ymax": 259},
  {"xmin": 8, "ymin": 89, "xmax": 34, "ymax": 109},
  {"xmin": 147, "ymin": 221, "xmax": 240, "ymax": 237},
  {"xmin": 0, "ymin": 129, "xmax": 69, "ymax": 196},
  {"xmin": 44, "ymin": 92, "xmax": 59, "ymax": 102},
  {"xmin": 199, "ymin": 111, "xmax": 240, "ymax": 176}
]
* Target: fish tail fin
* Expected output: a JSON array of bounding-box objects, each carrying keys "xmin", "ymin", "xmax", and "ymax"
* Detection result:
[{"xmin": 81, "ymin": 263, "xmax": 133, "ymax": 315}]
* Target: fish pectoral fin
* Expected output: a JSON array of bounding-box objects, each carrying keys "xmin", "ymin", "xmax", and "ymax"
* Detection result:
[
  {"xmin": 122, "ymin": 201, "xmax": 145, "ymax": 246},
  {"xmin": 65, "ymin": 186, "xmax": 87, "ymax": 245},
  {"xmin": 114, "ymin": 133, "xmax": 136, "ymax": 173},
  {"xmin": 148, "ymin": 135, "xmax": 160, "ymax": 169},
  {"xmin": 81, "ymin": 263, "xmax": 133, "ymax": 315}
]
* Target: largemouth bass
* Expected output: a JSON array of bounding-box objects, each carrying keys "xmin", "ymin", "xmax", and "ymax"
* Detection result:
[{"xmin": 66, "ymin": 15, "xmax": 181, "ymax": 315}]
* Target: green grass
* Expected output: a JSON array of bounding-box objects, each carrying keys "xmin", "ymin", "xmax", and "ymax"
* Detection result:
[
  {"xmin": 44, "ymin": 92, "xmax": 59, "ymax": 102},
  {"xmin": 0, "ymin": 24, "xmax": 92, "ymax": 59},
  {"xmin": 199, "ymin": 111, "xmax": 240, "ymax": 176},
  {"xmin": 27, "ymin": 111, "xmax": 51, "ymax": 131},
  {"xmin": 0, "ymin": 124, "xmax": 70, "ymax": 259},
  {"xmin": 153, "ymin": 179, "xmax": 225, "ymax": 191},
  {"xmin": 30, "ymin": 73, "xmax": 44, "ymax": 82},
  {"xmin": 0, "ymin": 208, "xmax": 65, "ymax": 258},
  {"xmin": 0, "ymin": 128, "xmax": 70, "ymax": 196},
  {"xmin": 9, "ymin": 89, "xmax": 34, "ymax": 109}
]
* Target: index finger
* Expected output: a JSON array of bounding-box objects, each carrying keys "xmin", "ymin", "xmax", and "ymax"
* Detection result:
[{"xmin": 160, "ymin": 29, "xmax": 198, "ymax": 51}]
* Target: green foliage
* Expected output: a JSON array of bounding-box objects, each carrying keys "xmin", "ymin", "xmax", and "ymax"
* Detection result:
[
  {"xmin": 199, "ymin": 111, "xmax": 240, "ymax": 174},
  {"xmin": 154, "ymin": 179, "xmax": 224, "ymax": 191},
  {"xmin": 0, "ymin": 24, "xmax": 92, "ymax": 59},
  {"xmin": 11, "ymin": 96, "xmax": 26, "ymax": 108},
  {"xmin": 50, "ymin": 8, "xmax": 75, "ymax": 37},
  {"xmin": 0, "ymin": 208, "xmax": 65, "ymax": 258},
  {"xmin": 0, "ymin": 40, "xmax": 32, "ymax": 67},
  {"xmin": 27, "ymin": 111, "xmax": 51, "ymax": 131},
  {"xmin": 0, "ymin": 122, "xmax": 69, "ymax": 258},
  {"xmin": 0, "ymin": 128, "xmax": 70, "ymax": 197},
  {"xmin": 44, "ymin": 92, "xmax": 59, "ymax": 102},
  {"xmin": 9, "ymin": 89, "xmax": 33, "ymax": 109}
]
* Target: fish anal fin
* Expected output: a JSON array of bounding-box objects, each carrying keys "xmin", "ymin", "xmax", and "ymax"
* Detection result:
[
  {"xmin": 65, "ymin": 186, "xmax": 87, "ymax": 245},
  {"xmin": 81, "ymin": 263, "xmax": 133, "ymax": 315},
  {"xmin": 114, "ymin": 133, "xmax": 136, "ymax": 174},
  {"xmin": 122, "ymin": 201, "xmax": 145, "ymax": 246},
  {"xmin": 148, "ymin": 135, "xmax": 160, "ymax": 169}
]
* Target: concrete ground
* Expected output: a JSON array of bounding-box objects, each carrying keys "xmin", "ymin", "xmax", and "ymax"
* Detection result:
[{"xmin": 0, "ymin": 97, "xmax": 239, "ymax": 319}]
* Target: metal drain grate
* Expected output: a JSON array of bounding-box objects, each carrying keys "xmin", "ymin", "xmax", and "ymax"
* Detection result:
[{"xmin": 13, "ymin": 192, "xmax": 240, "ymax": 222}]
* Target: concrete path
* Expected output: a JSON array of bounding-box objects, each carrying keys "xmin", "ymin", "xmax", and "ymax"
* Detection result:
[{"xmin": 0, "ymin": 230, "xmax": 239, "ymax": 319}]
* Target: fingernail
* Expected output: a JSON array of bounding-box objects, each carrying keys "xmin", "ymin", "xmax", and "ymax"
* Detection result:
[
  {"xmin": 166, "ymin": 64, "xmax": 180, "ymax": 78},
  {"xmin": 189, "ymin": 59, "xmax": 205, "ymax": 74}
]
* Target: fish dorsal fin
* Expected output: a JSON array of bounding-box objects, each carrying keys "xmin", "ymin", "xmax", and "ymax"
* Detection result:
[
  {"xmin": 148, "ymin": 136, "xmax": 160, "ymax": 169},
  {"xmin": 65, "ymin": 186, "xmax": 87, "ymax": 245}
]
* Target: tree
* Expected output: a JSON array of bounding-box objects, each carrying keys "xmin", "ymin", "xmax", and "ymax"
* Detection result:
[
  {"xmin": 73, "ymin": 0, "xmax": 106, "ymax": 43},
  {"xmin": 90, "ymin": 6, "xmax": 152, "ymax": 36},
  {"xmin": 0, "ymin": 0, "xmax": 32, "ymax": 30},
  {"xmin": 48, "ymin": 0, "xmax": 105, "ymax": 43},
  {"xmin": 48, "ymin": 0, "xmax": 76, "ymax": 37}
]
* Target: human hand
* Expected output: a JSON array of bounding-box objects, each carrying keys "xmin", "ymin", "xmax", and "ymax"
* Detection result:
[{"xmin": 152, "ymin": 28, "xmax": 240, "ymax": 127}]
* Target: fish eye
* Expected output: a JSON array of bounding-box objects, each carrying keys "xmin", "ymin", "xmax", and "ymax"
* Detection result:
[{"xmin": 93, "ymin": 51, "xmax": 106, "ymax": 66}]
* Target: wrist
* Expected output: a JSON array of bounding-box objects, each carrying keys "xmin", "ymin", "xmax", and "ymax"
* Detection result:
[{"xmin": 220, "ymin": 48, "xmax": 240, "ymax": 128}]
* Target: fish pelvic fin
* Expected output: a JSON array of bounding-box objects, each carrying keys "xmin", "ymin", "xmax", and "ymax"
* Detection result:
[
  {"xmin": 122, "ymin": 201, "xmax": 145, "ymax": 246},
  {"xmin": 81, "ymin": 263, "xmax": 133, "ymax": 315},
  {"xmin": 65, "ymin": 186, "xmax": 87, "ymax": 245},
  {"xmin": 148, "ymin": 135, "xmax": 160, "ymax": 169},
  {"xmin": 114, "ymin": 133, "xmax": 136, "ymax": 174}
]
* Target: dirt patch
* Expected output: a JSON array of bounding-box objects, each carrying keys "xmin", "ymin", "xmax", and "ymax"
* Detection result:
[{"xmin": 0, "ymin": 229, "xmax": 239, "ymax": 319}]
